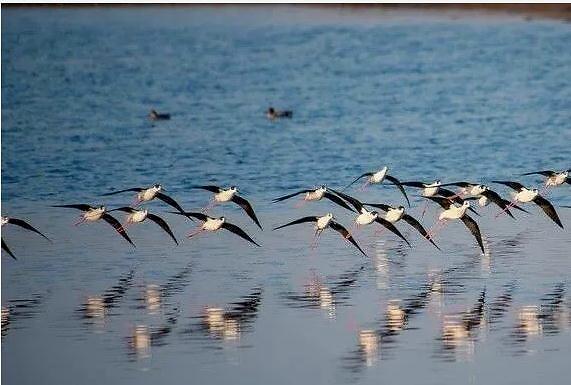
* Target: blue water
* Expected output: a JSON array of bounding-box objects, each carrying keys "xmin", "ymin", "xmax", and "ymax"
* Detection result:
[{"xmin": 2, "ymin": 6, "xmax": 571, "ymax": 385}]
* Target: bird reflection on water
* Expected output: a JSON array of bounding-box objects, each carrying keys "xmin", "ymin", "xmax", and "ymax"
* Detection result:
[{"xmin": 2, "ymin": 293, "xmax": 45, "ymax": 338}]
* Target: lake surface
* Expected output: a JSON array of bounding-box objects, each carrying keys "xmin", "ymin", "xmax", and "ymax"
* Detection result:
[{"xmin": 2, "ymin": 6, "xmax": 571, "ymax": 385}]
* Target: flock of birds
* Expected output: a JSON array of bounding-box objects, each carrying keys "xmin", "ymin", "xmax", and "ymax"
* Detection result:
[{"xmin": 2, "ymin": 152, "xmax": 569, "ymax": 260}]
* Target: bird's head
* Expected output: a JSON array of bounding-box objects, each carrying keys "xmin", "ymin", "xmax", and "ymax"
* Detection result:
[
  {"xmin": 230, "ymin": 186, "xmax": 238, "ymax": 193},
  {"xmin": 462, "ymin": 201, "xmax": 470, "ymax": 208},
  {"xmin": 268, "ymin": 107, "xmax": 275, "ymax": 114},
  {"xmin": 220, "ymin": 216, "xmax": 226, "ymax": 222},
  {"xmin": 1, "ymin": 216, "xmax": 9, "ymax": 226},
  {"xmin": 99, "ymin": 205, "xmax": 106, "ymax": 211},
  {"xmin": 153, "ymin": 184, "xmax": 163, "ymax": 192}
]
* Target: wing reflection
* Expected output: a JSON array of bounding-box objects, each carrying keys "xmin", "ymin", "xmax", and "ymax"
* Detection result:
[{"xmin": 1, "ymin": 293, "xmax": 45, "ymax": 338}]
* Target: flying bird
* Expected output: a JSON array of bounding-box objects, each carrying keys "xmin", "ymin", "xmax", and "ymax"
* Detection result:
[
  {"xmin": 328, "ymin": 189, "xmax": 411, "ymax": 247},
  {"xmin": 424, "ymin": 197, "xmax": 484, "ymax": 254},
  {"xmin": 273, "ymin": 213, "xmax": 367, "ymax": 257},
  {"xmin": 170, "ymin": 212, "xmax": 260, "ymax": 247},
  {"xmin": 108, "ymin": 207, "xmax": 178, "ymax": 245},
  {"xmin": 101, "ymin": 184, "xmax": 185, "ymax": 214},
  {"xmin": 521, "ymin": 169, "xmax": 570, "ymax": 187},
  {"xmin": 149, "ymin": 109, "xmax": 171, "ymax": 121},
  {"xmin": 272, "ymin": 186, "xmax": 355, "ymax": 212},
  {"xmin": 191, "ymin": 185, "xmax": 263, "ymax": 230},
  {"xmin": 492, "ymin": 181, "xmax": 563, "ymax": 228},
  {"xmin": 1, "ymin": 216, "xmax": 51, "ymax": 260},
  {"xmin": 344, "ymin": 167, "xmax": 410, "ymax": 207},
  {"xmin": 53, "ymin": 204, "xmax": 135, "ymax": 246},
  {"xmin": 400, "ymin": 180, "xmax": 442, "ymax": 197}
]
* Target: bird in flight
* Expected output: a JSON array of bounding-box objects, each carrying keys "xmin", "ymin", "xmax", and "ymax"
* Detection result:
[
  {"xmin": 108, "ymin": 207, "xmax": 178, "ymax": 245},
  {"xmin": 2, "ymin": 216, "xmax": 51, "ymax": 260},
  {"xmin": 272, "ymin": 185, "xmax": 355, "ymax": 212},
  {"xmin": 344, "ymin": 166, "xmax": 410, "ymax": 207},
  {"xmin": 101, "ymin": 184, "xmax": 185, "ymax": 214}
]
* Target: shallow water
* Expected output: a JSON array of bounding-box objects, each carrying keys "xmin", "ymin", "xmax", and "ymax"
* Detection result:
[{"xmin": 2, "ymin": 6, "xmax": 571, "ymax": 385}]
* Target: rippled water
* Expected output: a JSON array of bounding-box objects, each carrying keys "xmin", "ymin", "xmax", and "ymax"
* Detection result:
[{"xmin": 2, "ymin": 6, "xmax": 571, "ymax": 385}]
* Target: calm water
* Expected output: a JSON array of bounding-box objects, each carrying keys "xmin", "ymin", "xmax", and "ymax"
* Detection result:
[{"xmin": 2, "ymin": 6, "xmax": 571, "ymax": 385}]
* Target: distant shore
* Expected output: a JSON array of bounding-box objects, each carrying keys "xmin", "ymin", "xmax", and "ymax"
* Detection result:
[{"xmin": 3, "ymin": 3, "xmax": 570, "ymax": 22}]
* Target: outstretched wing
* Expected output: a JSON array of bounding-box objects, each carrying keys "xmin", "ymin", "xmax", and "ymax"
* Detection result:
[
  {"xmin": 101, "ymin": 187, "xmax": 143, "ymax": 196},
  {"xmin": 107, "ymin": 207, "xmax": 137, "ymax": 213},
  {"xmin": 192, "ymin": 185, "xmax": 222, "ymax": 193},
  {"xmin": 326, "ymin": 189, "xmax": 361, "ymax": 212},
  {"xmin": 439, "ymin": 181, "xmax": 473, "ymax": 188},
  {"xmin": 2, "ymin": 238, "xmax": 17, "ymax": 260},
  {"xmin": 101, "ymin": 213, "xmax": 136, "ymax": 247},
  {"xmin": 273, "ymin": 216, "xmax": 318, "ymax": 231},
  {"xmin": 169, "ymin": 211, "xmax": 208, "ymax": 222},
  {"xmin": 221, "ymin": 222, "xmax": 261, "ymax": 247},
  {"xmin": 147, "ymin": 213, "xmax": 179, "ymax": 245},
  {"xmin": 7, "ymin": 218, "xmax": 51, "ymax": 242},
  {"xmin": 492, "ymin": 180, "xmax": 526, "ymax": 191},
  {"xmin": 344, "ymin": 172, "xmax": 374, "ymax": 190},
  {"xmin": 401, "ymin": 214, "xmax": 440, "ymax": 250},
  {"xmin": 521, "ymin": 170, "xmax": 555, "ymax": 177},
  {"xmin": 231, "ymin": 195, "xmax": 263, "ymax": 230},
  {"xmin": 399, "ymin": 181, "xmax": 427, "ymax": 188},
  {"xmin": 532, "ymin": 195, "xmax": 563, "ymax": 229},
  {"xmin": 329, "ymin": 221, "xmax": 367, "ymax": 257},
  {"xmin": 156, "ymin": 192, "xmax": 185, "ymax": 214},
  {"xmin": 460, "ymin": 215, "xmax": 484, "ymax": 254},
  {"xmin": 52, "ymin": 204, "xmax": 93, "ymax": 212},
  {"xmin": 424, "ymin": 196, "xmax": 453, "ymax": 210},
  {"xmin": 480, "ymin": 190, "xmax": 515, "ymax": 219},
  {"xmin": 385, "ymin": 175, "xmax": 410, "ymax": 207},
  {"xmin": 272, "ymin": 190, "xmax": 312, "ymax": 203},
  {"xmin": 363, "ymin": 203, "xmax": 391, "ymax": 212},
  {"xmin": 374, "ymin": 217, "xmax": 411, "ymax": 247}
]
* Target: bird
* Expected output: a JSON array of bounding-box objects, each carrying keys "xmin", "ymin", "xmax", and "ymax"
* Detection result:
[
  {"xmin": 191, "ymin": 185, "xmax": 263, "ymax": 230},
  {"xmin": 170, "ymin": 212, "xmax": 260, "ymax": 247},
  {"xmin": 1, "ymin": 216, "xmax": 51, "ymax": 260},
  {"xmin": 101, "ymin": 184, "xmax": 185, "ymax": 214},
  {"xmin": 52, "ymin": 204, "xmax": 135, "ymax": 246},
  {"xmin": 362, "ymin": 203, "xmax": 440, "ymax": 250},
  {"xmin": 272, "ymin": 185, "xmax": 355, "ymax": 212},
  {"xmin": 344, "ymin": 166, "xmax": 410, "ymax": 207},
  {"xmin": 108, "ymin": 207, "xmax": 178, "ymax": 245},
  {"xmin": 328, "ymin": 189, "xmax": 411, "ymax": 247},
  {"xmin": 492, "ymin": 181, "xmax": 563, "ymax": 228},
  {"xmin": 266, "ymin": 107, "xmax": 292, "ymax": 120},
  {"xmin": 437, "ymin": 182, "xmax": 528, "ymax": 218},
  {"xmin": 149, "ymin": 109, "xmax": 171, "ymax": 121},
  {"xmin": 400, "ymin": 180, "xmax": 442, "ymax": 197},
  {"xmin": 424, "ymin": 197, "xmax": 484, "ymax": 254},
  {"xmin": 272, "ymin": 213, "xmax": 367, "ymax": 257},
  {"xmin": 521, "ymin": 169, "xmax": 570, "ymax": 187}
]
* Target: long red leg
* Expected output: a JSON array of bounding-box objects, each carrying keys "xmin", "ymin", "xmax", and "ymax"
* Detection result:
[
  {"xmin": 74, "ymin": 217, "xmax": 86, "ymax": 226},
  {"xmin": 420, "ymin": 201, "xmax": 429, "ymax": 219},
  {"xmin": 201, "ymin": 198, "xmax": 216, "ymax": 213},
  {"xmin": 187, "ymin": 227, "xmax": 204, "ymax": 238},
  {"xmin": 358, "ymin": 180, "xmax": 371, "ymax": 192},
  {"xmin": 495, "ymin": 199, "xmax": 518, "ymax": 218},
  {"xmin": 294, "ymin": 199, "xmax": 307, "ymax": 209},
  {"xmin": 426, "ymin": 219, "xmax": 446, "ymax": 240}
]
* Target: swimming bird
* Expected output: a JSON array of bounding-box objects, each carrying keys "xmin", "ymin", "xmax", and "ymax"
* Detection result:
[
  {"xmin": 425, "ymin": 197, "xmax": 484, "ymax": 254},
  {"xmin": 108, "ymin": 207, "xmax": 178, "ymax": 245},
  {"xmin": 521, "ymin": 169, "xmax": 570, "ymax": 187},
  {"xmin": 328, "ymin": 189, "xmax": 411, "ymax": 247},
  {"xmin": 362, "ymin": 204, "xmax": 440, "ymax": 250},
  {"xmin": 149, "ymin": 109, "xmax": 171, "ymax": 121},
  {"xmin": 52, "ymin": 204, "xmax": 135, "ymax": 246},
  {"xmin": 191, "ymin": 185, "xmax": 263, "ymax": 230},
  {"xmin": 492, "ymin": 181, "xmax": 563, "ymax": 228},
  {"xmin": 1, "ymin": 216, "xmax": 51, "ymax": 260},
  {"xmin": 272, "ymin": 186, "xmax": 355, "ymax": 212},
  {"xmin": 266, "ymin": 107, "xmax": 292, "ymax": 120},
  {"xmin": 344, "ymin": 167, "xmax": 410, "ymax": 207},
  {"xmin": 438, "ymin": 182, "xmax": 528, "ymax": 218},
  {"xmin": 101, "ymin": 184, "xmax": 185, "ymax": 214},
  {"xmin": 272, "ymin": 213, "xmax": 367, "ymax": 257},
  {"xmin": 170, "ymin": 212, "xmax": 260, "ymax": 247}
]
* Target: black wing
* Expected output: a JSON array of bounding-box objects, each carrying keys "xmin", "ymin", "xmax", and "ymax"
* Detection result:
[
  {"xmin": 273, "ymin": 216, "xmax": 318, "ymax": 231},
  {"xmin": 401, "ymin": 214, "xmax": 440, "ymax": 250},
  {"xmin": 101, "ymin": 213, "xmax": 136, "ymax": 247},
  {"xmin": 272, "ymin": 190, "xmax": 312, "ymax": 203},
  {"xmin": 510, "ymin": 202, "xmax": 530, "ymax": 214},
  {"xmin": 2, "ymin": 238, "xmax": 17, "ymax": 260},
  {"xmin": 374, "ymin": 217, "xmax": 411, "ymax": 247},
  {"xmin": 323, "ymin": 192, "xmax": 357, "ymax": 212},
  {"xmin": 101, "ymin": 187, "xmax": 143, "ymax": 196},
  {"xmin": 221, "ymin": 222, "xmax": 261, "ymax": 247},
  {"xmin": 399, "ymin": 181, "xmax": 427, "ymax": 188},
  {"xmin": 521, "ymin": 170, "xmax": 555, "ymax": 177},
  {"xmin": 492, "ymin": 180, "xmax": 526, "ymax": 191},
  {"xmin": 532, "ymin": 195, "xmax": 563, "ymax": 229},
  {"xmin": 7, "ymin": 218, "xmax": 51, "ymax": 242},
  {"xmin": 480, "ymin": 190, "xmax": 516, "ymax": 219},
  {"xmin": 156, "ymin": 192, "xmax": 185, "ymax": 213},
  {"xmin": 329, "ymin": 221, "xmax": 367, "ymax": 257},
  {"xmin": 424, "ymin": 196, "xmax": 453, "ymax": 210},
  {"xmin": 52, "ymin": 204, "xmax": 94, "ymax": 212},
  {"xmin": 436, "ymin": 190, "xmax": 480, "ymax": 216},
  {"xmin": 326, "ymin": 189, "xmax": 361, "ymax": 212},
  {"xmin": 363, "ymin": 203, "xmax": 391, "ymax": 212},
  {"xmin": 231, "ymin": 195, "xmax": 263, "ymax": 230},
  {"xmin": 107, "ymin": 206, "xmax": 137, "ymax": 213},
  {"xmin": 192, "ymin": 185, "xmax": 222, "ymax": 193},
  {"xmin": 439, "ymin": 181, "xmax": 473, "ymax": 188},
  {"xmin": 169, "ymin": 211, "xmax": 208, "ymax": 222},
  {"xmin": 385, "ymin": 175, "xmax": 410, "ymax": 207},
  {"xmin": 344, "ymin": 172, "xmax": 374, "ymax": 189},
  {"xmin": 460, "ymin": 214, "xmax": 484, "ymax": 254},
  {"xmin": 146, "ymin": 213, "xmax": 179, "ymax": 245}
]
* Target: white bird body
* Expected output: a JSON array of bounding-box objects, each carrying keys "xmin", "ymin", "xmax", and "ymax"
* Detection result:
[
  {"xmin": 514, "ymin": 188, "xmax": 538, "ymax": 203},
  {"xmin": 546, "ymin": 171, "xmax": 568, "ymax": 187},
  {"xmin": 385, "ymin": 207, "xmax": 405, "ymax": 223},
  {"xmin": 138, "ymin": 185, "xmax": 161, "ymax": 202},
  {"xmin": 478, "ymin": 196, "xmax": 489, "ymax": 207},
  {"xmin": 127, "ymin": 209, "xmax": 148, "ymax": 224},
  {"xmin": 84, "ymin": 207, "xmax": 106, "ymax": 222},
  {"xmin": 439, "ymin": 202, "xmax": 470, "ymax": 221},
  {"xmin": 469, "ymin": 185, "xmax": 487, "ymax": 196},
  {"xmin": 215, "ymin": 187, "xmax": 237, "ymax": 203},
  {"xmin": 370, "ymin": 167, "xmax": 388, "ymax": 184},
  {"xmin": 305, "ymin": 187, "xmax": 326, "ymax": 201},
  {"xmin": 422, "ymin": 181, "xmax": 441, "ymax": 197},
  {"xmin": 1, "ymin": 217, "xmax": 8, "ymax": 226},
  {"xmin": 316, "ymin": 213, "xmax": 334, "ymax": 230},
  {"xmin": 356, "ymin": 209, "xmax": 378, "ymax": 225},
  {"xmin": 203, "ymin": 217, "xmax": 225, "ymax": 231}
]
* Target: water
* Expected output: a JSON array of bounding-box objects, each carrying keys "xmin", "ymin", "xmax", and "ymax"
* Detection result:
[{"xmin": 2, "ymin": 6, "xmax": 571, "ymax": 384}]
